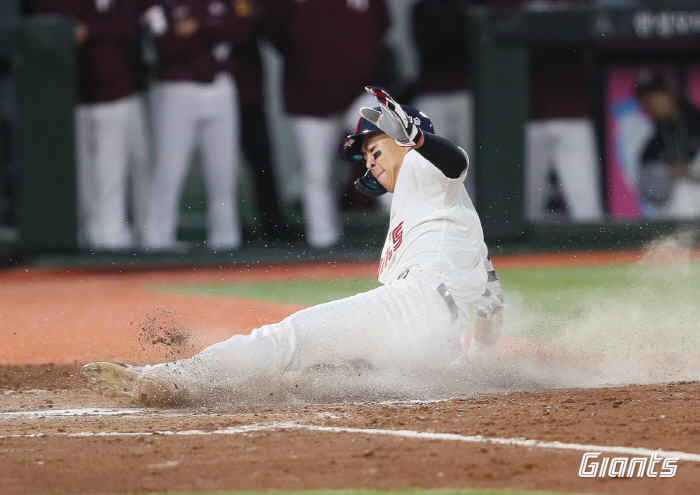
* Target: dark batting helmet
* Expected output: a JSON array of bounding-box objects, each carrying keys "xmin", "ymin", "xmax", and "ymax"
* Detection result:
[{"xmin": 338, "ymin": 105, "xmax": 434, "ymax": 197}]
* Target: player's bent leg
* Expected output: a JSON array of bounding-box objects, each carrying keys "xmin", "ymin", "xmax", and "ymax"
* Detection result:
[{"xmin": 134, "ymin": 273, "xmax": 464, "ymax": 402}]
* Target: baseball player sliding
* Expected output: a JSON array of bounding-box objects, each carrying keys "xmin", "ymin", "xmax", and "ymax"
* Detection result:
[{"xmin": 82, "ymin": 88, "xmax": 505, "ymax": 406}]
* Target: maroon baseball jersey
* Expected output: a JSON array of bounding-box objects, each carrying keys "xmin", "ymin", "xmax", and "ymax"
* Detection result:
[
  {"xmin": 265, "ymin": 0, "xmax": 390, "ymax": 117},
  {"xmin": 32, "ymin": 0, "xmax": 139, "ymax": 104},
  {"xmin": 141, "ymin": 0, "xmax": 256, "ymax": 83},
  {"xmin": 412, "ymin": 0, "xmax": 472, "ymax": 95}
]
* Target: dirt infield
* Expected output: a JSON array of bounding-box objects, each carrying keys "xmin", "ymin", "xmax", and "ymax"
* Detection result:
[{"xmin": 1, "ymin": 254, "xmax": 700, "ymax": 495}]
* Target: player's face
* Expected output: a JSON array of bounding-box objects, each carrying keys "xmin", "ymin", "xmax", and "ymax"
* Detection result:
[{"xmin": 362, "ymin": 133, "xmax": 409, "ymax": 193}]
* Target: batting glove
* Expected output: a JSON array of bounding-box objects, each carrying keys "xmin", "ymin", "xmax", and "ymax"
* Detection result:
[
  {"xmin": 360, "ymin": 87, "xmax": 423, "ymax": 148},
  {"xmin": 474, "ymin": 278, "xmax": 506, "ymax": 320}
]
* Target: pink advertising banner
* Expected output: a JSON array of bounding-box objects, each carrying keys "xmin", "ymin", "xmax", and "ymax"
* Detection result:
[{"xmin": 605, "ymin": 64, "xmax": 700, "ymax": 219}]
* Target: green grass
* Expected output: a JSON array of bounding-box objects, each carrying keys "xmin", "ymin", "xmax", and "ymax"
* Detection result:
[{"xmin": 153, "ymin": 259, "xmax": 700, "ymax": 353}]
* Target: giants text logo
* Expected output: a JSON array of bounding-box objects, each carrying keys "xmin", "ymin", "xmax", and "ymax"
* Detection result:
[{"xmin": 579, "ymin": 452, "xmax": 678, "ymax": 478}]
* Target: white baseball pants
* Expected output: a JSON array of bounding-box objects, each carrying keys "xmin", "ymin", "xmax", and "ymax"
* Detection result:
[
  {"xmin": 144, "ymin": 271, "xmax": 466, "ymax": 391},
  {"xmin": 145, "ymin": 73, "xmax": 241, "ymax": 250},
  {"xmin": 524, "ymin": 118, "xmax": 604, "ymax": 222},
  {"xmin": 127, "ymin": 93, "xmax": 152, "ymax": 245},
  {"xmin": 76, "ymin": 95, "xmax": 140, "ymax": 250},
  {"xmin": 657, "ymin": 178, "xmax": 700, "ymax": 219},
  {"xmin": 292, "ymin": 92, "xmax": 377, "ymax": 248},
  {"xmin": 292, "ymin": 116, "xmax": 344, "ymax": 248}
]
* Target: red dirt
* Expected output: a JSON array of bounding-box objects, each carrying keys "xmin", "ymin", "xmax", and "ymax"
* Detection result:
[{"xmin": 0, "ymin": 261, "xmax": 378, "ymax": 365}]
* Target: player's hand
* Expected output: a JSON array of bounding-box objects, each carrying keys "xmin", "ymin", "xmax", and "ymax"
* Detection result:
[
  {"xmin": 474, "ymin": 280, "xmax": 506, "ymax": 322},
  {"xmin": 360, "ymin": 86, "xmax": 423, "ymax": 148},
  {"xmin": 174, "ymin": 18, "xmax": 199, "ymax": 37}
]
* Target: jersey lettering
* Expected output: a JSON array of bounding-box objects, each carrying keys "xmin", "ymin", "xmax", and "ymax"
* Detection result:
[
  {"xmin": 378, "ymin": 248, "xmax": 392, "ymax": 277},
  {"xmin": 378, "ymin": 221, "xmax": 403, "ymax": 277},
  {"xmin": 391, "ymin": 221, "xmax": 404, "ymax": 251}
]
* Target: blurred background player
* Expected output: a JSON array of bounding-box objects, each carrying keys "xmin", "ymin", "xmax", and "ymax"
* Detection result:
[
  {"xmin": 32, "ymin": 0, "xmax": 143, "ymax": 251},
  {"xmin": 141, "ymin": 0, "xmax": 255, "ymax": 251},
  {"xmin": 636, "ymin": 70, "xmax": 700, "ymax": 219},
  {"xmin": 525, "ymin": 30, "xmax": 604, "ymax": 223},
  {"xmin": 411, "ymin": 0, "xmax": 475, "ymax": 199},
  {"xmin": 480, "ymin": 0, "xmax": 604, "ymax": 223},
  {"xmin": 231, "ymin": 5, "xmax": 295, "ymax": 242},
  {"xmin": 264, "ymin": 0, "xmax": 391, "ymax": 249}
]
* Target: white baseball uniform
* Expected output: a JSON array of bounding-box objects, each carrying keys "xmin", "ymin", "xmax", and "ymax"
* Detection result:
[
  {"xmin": 142, "ymin": 135, "xmax": 490, "ymax": 393},
  {"xmin": 141, "ymin": 0, "xmax": 254, "ymax": 251},
  {"xmin": 292, "ymin": 91, "xmax": 378, "ymax": 248},
  {"xmin": 525, "ymin": 118, "xmax": 604, "ymax": 222},
  {"xmin": 144, "ymin": 73, "xmax": 242, "ymax": 250},
  {"xmin": 76, "ymin": 95, "xmax": 143, "ymax": 250}
]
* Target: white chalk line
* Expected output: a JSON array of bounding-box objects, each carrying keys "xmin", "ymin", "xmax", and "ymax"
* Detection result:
[
  {"xmin": 2, "ymin": 421, "xmax": 700, "ymax": 463},
  {"xmin": 0, "ymin": 408, "xmax": 151, "ymax": 419},
  {"xmin": 0, "ymin": 398, "xmax": 453, "ymax": 420}
]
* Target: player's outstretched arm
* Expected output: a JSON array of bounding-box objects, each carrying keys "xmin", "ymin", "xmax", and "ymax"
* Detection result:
[{"xmin": 415, "ymin": 134, "xmax": 468, "ymax": 179}]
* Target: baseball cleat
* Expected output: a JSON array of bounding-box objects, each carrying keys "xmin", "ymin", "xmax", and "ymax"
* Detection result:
[
  {"xmin": 135, "ymin": 373, "xmax": 185, "ymax": 407},
  {"xmin": 81, "ymin": 362, "xmax": 142, "ymax": 399},
  {"xmin": 81, "ymin": 362, "xmax": 185, "ymax": 407}
]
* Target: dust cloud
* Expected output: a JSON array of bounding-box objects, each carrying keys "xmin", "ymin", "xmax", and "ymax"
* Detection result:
[{"xmin": 491, "ymin": 230, "xmax": 700, "ymax": 393}]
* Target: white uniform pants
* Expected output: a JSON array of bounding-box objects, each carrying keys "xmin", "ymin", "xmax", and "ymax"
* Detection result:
[
  {"xmin": 525, "ymin": 118, "xmax": 604, "ymax": 222},
  {"xmin": 127, "ymin": 93, "xmax": 152, "ymax": 245},
  {"xmin": 145, "ymin": 73, "xmax": 241, "ymax": 250},
  {"xmin": 76, "ymin": 95, "xmax": 139, "ymax": 250},
  {"xmin": 413, "ymin": 91, "xmax": 475, "ymax": 199},
  {"xmin": 292, "ymin": 93, "xmax": 376, "ymax": 248},
  {"xmin": 659, "ymin": 178, "xmax": 700, "ymax": 219},
  {"xmin": 145, "ymin": 272, "xmax": 465, "ymax": 390}
]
